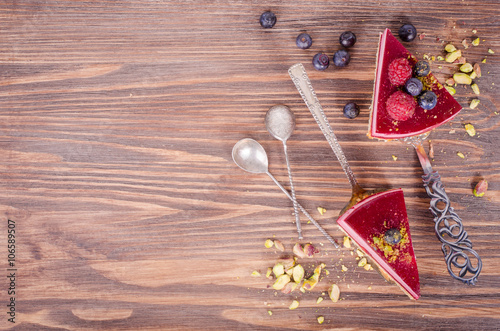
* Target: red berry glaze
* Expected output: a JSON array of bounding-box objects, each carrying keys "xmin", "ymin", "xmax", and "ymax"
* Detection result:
[
  {"xmin": 386, "ymin": 91, "xmax": 416, "ymax": 121},
  {"xmin": 388, "ymin": 57, "xmax": 412, "ymax": 86}
]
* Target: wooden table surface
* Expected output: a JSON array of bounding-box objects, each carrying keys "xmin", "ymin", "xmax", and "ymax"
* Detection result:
[{"xmin": 1, "ymin": 1, "xmax": 499, "ymax": 330}]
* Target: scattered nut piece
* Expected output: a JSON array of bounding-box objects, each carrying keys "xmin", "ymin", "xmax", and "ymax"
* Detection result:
[
  {"xmin": 356, "ymin": 249, "xmax": 364, "ymax": 258},
  {"xmin": 453, "ymin": 73, "xmax": 472, "ymax": 85},
  {"xmin": 457, "ymin": 152, "xmax": 465, "ymax": 159},
  {"xmin": 281, "ymin": 281, "xmax": 298, "ymax": 294},
  {"xmin": 317, "ymin": 316, "xmax": 325, "ymax": 324},
  {"xmin": 266, "ymin": 267, "xmax": 273, "ymax": 279},
  {"xmin": 469, "ymin": 71, "xmax": 477, "ymax": 80},
  {"xmin": 302, "ymin": 272, "xmax": 320, "ymax": 291},
  {"xmin": 317, "ymin": 206, "xmax": 326, "ymax": 215},
  {"xmin": 293, "ymin": 243, "xmax": 307, "ymax": 258},
  {"xmin": 303, "ymin": 243, "xmax": 319, "ymax": 258},
  {"xmin": 343, "ymin": 236, "xmax": 351, "ymax": 248},
  {"xmin": 316, "ymin": 297, "xmax": 324, "ymax": 304},
  {"xmin": 461, "ymin": 38, "xmax": 469, "ymax": 49},
  {"xmin": 445, "ymin": 50, "xmax": 461, "ymax": 62},
  {"xmin": 251, "ymin": 270, "xmax": 261, "ymax": 277},
  {"xmin": 472, "ymin": 29, "xmax": 477, "ymax": 34},
  {"xmin": 445, "ymin": 78, "xmax": 455, "ymax": 86},
  {"xmin": 264, "ymin": 239, "xmax": 274, "ymax": 248},
  {"xmin": 272, "ymin": 274, "xmax": 291, "ymax": 290},
  {"xmin": 482, "ymin": 58, "xmax": 487, "ymax": 63},
  {"xmin": 268, "ymin": 310, "xmax": 273, "ymax": 316},
  {"xmin": 364, "ymin": 263, "xmax": 373, "ymax": 271},
  {"xmin": 437, "ymin": 55, "xmax": 444, "ymax": 61},
  {"xmin": 358, "ymin": 257, "xmax": 367, "ymax": 267},
  {"xmin": 473, "ymin": 63, "xmax": 482, "ymax": 78},
  {"xmin": 465, "ymin": 124, "xmax": 476, "ymax": 137},
  {"xmin": 328, "ymin": 284, "xmax": 340, "ymax": 302},
  {"xmin": 469, "ymin": 99, "xmax": 480, "ymax": 109},
  {"xmin": 460, "ymin": 63, "xmax": 473, "ymax": 73},
  {"xmin": 472, "ymin": 37, "xmax": 480, "ymax": 46},
  {"xmin": 289, "ymin": 300, "xmax": 300, "ymax": 310},
  {"xmin": 274, "ymin": 240, "xmax": 285, "ymax": 252},
  {"xmin": 471, "ymin": 83, "xmax": 480, "ymax": 95},
  {"xmin": 488, "ymin": 48, "xmax": 495, "ymax": 54},
  {"xmin": 392, "ymin": 155, "xmax": 397, "ymax": 161},
  {"xmin": 273, "ymin": 263, "xmax": 284, "ymax": 277},
  {"xmin": 341, "ymin": 265, "xmax": 348, "ymax": 272},
  {"xmin": 445, "ymin": 44, "xmax": 457, "ymax": 52},
  {"xmin": 445, "ymin": 86, "xmax": 456, "ymax": 95},
  {"xmin": 292, "ymin": 264, "xmax": 305, "ymax": 283},
  {"xmin": 473, "ymin": 179, "xmax": 488, "ymax": 197},
  {"xmin": 457, "ymin": 57, "xmax": 467, "ymax": 64}
]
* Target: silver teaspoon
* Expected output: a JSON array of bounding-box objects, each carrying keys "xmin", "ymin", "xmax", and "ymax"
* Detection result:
[
  {"xmin": 232, "ymin": 138, "xmax": 339, "ymax": 248},
  {"xmin": 265, "ymin": 105, "xmax": 302, "ymax": 239}
]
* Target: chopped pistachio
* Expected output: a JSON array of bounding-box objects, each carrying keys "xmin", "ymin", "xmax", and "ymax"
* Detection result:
[
  {"xmin": 457, "ymin": 152, "xmax": 465, "ymax": 159},
  {"xmin": 273, "ymin": 263, "xmax": 284, "ymax": 277},
  {"xmin": 471, "ymin": 83, "xmax": 480, "ymax": 95},
  {"xmin": 461, "ymin": 38, "xmax": 469, "ymax": 49},
  {"xmin": 264, "ymin": 239, "xmax": 274, "ymax": 248},
  {"xmin": 293, "ymin": 243, "xmax": 306, "ymax": 258},
  {"xmin": 472, "ymin": 37, "xmax": 480, "ymax": 46},
  {"xmin": 266, "ymin": 267, "xmax": 273, "ymax": 279},
  {"xmin": 292, "ymin": 264, "xmax": 305, "ymax": 283},
  {"xmin": 460, "ymin": 63, "xmax": 473, "ymax": 73},
  {"xmin": 328, "ymin": 284, "xmax": 340, "ymax": 302},
  {"xmin": 437, "ymin": 55, "xmax": 444, "ymax": 61},
  {"xmin": 289, "ymin": 300, "xmax": 300, "ymax": 310},
  {"xmin": 445, "ymin": 78, "xmax": 455, "ymax": 86},
  {"xmin": 341, "ymin": 265, "xmax": 348, "ymax": 272},
  {"xmin": 302, "ymin": 272, "xmax": 320, "ymax": 291},
  {"xmin": 445, "ymin": 44, "xmax": 457, "ymax": 52},
  {"xmin": 317, "ymin": 316, "xmax": 325, "ymax": 324},
  {"xmin": 272, "ymin": 274, "xmax": 291, "ymax": 290},
  {"xmin": 364, "ymin": 263, "xmax": 373, "ymax": 271},
  {"xmin": 273, "ymin": 240, "xmax": 285, "ymax": 252},
  {"xmin": 453, "ymin": 73, "xmax": 472, "ymax": 85},
  {"xmin": 488, "ymin": 48, "xmax": 495, "ymax": 54},
  {"xmin": 473, "ymin": 63, "xmax": 482, "ymax": 78},
  {"xmin": 358, "ymin": 257, "xmax": 367, "ymax": 267},
  {"xmin": 458, "ymin": 56, "xmax": 467, "ymax": 64},
  {"xmin": 392, "ymin": 155, "xmax": 398, "ymax": 161},
  {"xmin": 267, "ymin": 310, "xmax": 273, "ymax": 316},
  {"xmin": 469, "ymin": 71, "xmax": 477, "ymax": 80},
  {"xmin": 281, "ymin": 281, "xmax": 298, "ymax": 294},
  {"xmin": 445, "ymin": 86, "xmax": 456, "ymax": 95},
  {"xmin": 469, "ymin": 99, "xmax": 480, "ymax": 109},
  {"xmin": 465, "ymin": 124, "xmax": 476, "ymax": 137},
  {"xmin": 343, "ymin": 236, "xmax": 351, "ymax": 248},
  {"xmin": 472, "ymin": 29, "xmax": 477, "ymax": 34},
  {"xmin": 317, "ymin": 206, "xmax": 326, "ymax": 215},
  {"xmin": 303, "ymin": 243, "xmax": 318, "ymax": 258},
  {"xmin": 356, "ymin": 249, "xmax": 364, "ymax": 258},
  {"xmin": 251, "ymin": 270, "xmax": 261, "ymax": 277},
  {"xmin": 445, "ymin": 50, "xmax": 461, "ymax": 62},
  {"xmin": 473, "ymin": 179, "xmax": 488, "ymax": 197},
  {"xmin": 482, "ymin": 58, "xmax": 487, "ymax": 63},
  {"xmin": 316, "ymin": 297, "xmax": 324, "ymax": 304}
]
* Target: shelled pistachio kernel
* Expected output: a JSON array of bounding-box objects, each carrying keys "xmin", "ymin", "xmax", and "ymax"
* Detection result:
[
  {"xmin": 358, "ymin": 257, "xmax": 367, "ymax": 267},
  {"xmin": 343, "ymin": 236, "xmax": 351, "ymax": 248},
  {"xmin": 471, "ymin": 83, "xmax": 480, "ymax": 95},
  {"xmin": 289, "ymin": 300, "xmax": 299, "ymax": 310},
  {"xmin": 328, "ymin": 284, "xmax": 340, "ymax": 302},
  {"xmin": 465, "ymin": 124, "xmax": 476, "ymax": 136},
  {"xmin": 445, "ymin": 78, "xmax": 455, "ymax": 86},
  {"xmin": 470, "ymin": 99, "xmax": 480, "ymax": 109},
  {"xmin": 316, "ymin": 296, "xmax": 324, "ymax": 304},
  {"xmin": 473, "ymin": 63, "xmax": 481, "ymax": 78},
  {"xmin": 317, "ymin": 316, "xmax": 325, "ymax": 324},
  {"xmin": 445, "ymin": 44, "xmax": 457, "ymax": 52},
  {"xmin": 445, "ymin": 50, "xmax": 462, "ymax": 63},
  {"xmin": 457, "ymin": 152, "xmax": 465, "ymax": 159},
  {"xmin": 251, "ymin": 270, "xmax": 261, "ymax": 277},
  {"xmin": 453, "ymin": 73, "xmax": 472, "ymax": 85},
  {"xmin": 460, "ymin": 63, "xmax": 473, "ymax": 73},
  {"xmin": 473, "ymin": 179, "xmax": 488, "ymax": 197},
  {"xmin": 469, "ymin": 71, "xmax": 477, "ymax": 80},
  {"xmin": 445, "ymin": 86, "xmax": 456, "ymax": 95},
  {"xmin": 472, "ymin": 37, "xmax": 480, "ymax": 46},
  {"xmin": 317, "ymin": 206, "xmax": 326, "ymax": 215},
  {"xmin": 264, "ymin": 239, "xmax": 274, "ymax": 248},
  {"xmin": 273, "ymin": 240, "xmax": 285, "ymax": 252}
]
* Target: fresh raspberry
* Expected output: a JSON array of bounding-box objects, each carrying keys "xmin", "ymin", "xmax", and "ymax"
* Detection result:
[
  {"xmin": 388, "ymin": 57, "xmax": 412, "ymax": 86},
  {"xmin": 386, "ymin": 91, "xmax": 416, "ymax": 121}
]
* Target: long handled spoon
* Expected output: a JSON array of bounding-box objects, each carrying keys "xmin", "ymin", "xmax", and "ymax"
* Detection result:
[
  {"xmin": 232, "ymin": 138, "xmax": 339, "ymax": 248},
  {"xmin": 289, "ymin": 63, "xmax": 383, "ymax": 215},
  {"xmin": 265, "ymin": 105, "xmax": 302, "ymax": 239}
]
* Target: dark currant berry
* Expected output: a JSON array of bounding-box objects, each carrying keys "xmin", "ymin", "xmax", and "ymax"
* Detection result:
[
  {"xmin": 398, "ymin": 24, "xmax": 417, "ymax": 42},
  {"xmin": 384, "ymin": 228, "xmax": 402, "ymax": 245},
  {"xmin": 414, "ymin": 60, "xmax": 431, "ymax": 77},
  {"xmin": 259, "ymin": 11, "xmax": 276, "ymax": 28},
  {"xmin": 343, "ymin": 102, "xmax": 360, "ymax": 119},
  {"xmin": 418, "ymin": 91, "xmax": 438, "ymax": 110},
  {"xmin": 333, "ymin": 49, "xmax": 350, "ymax": 67},
  {"xmin": 296, "ymin": 33, "xmax": 312, "ymax": 49},
  {"xmin": 339, "ymin": 31, "xmax": 357, "ymax": 48},
  {"xmin": 312, "ymin": 52, "xmax": 330, "ymax": 71},
  {"xmin": 405, "ymin": 78, "xmax": 423, "ymax": 96}
]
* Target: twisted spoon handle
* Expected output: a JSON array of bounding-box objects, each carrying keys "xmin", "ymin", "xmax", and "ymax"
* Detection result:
[
  {"xmin": 288, "ymin": 63, "xmax": 359, "ymax": 189},
  {"xmin": 283, "ymin": 141, "xmax": 303, "ymax": 239},
  {"xmin": 414, "ymin": 142, "xmax": 482, "ymax": 285},
  {"xmin": 267, "ymin": 171, "xmax": 339, "ymax": 248}
]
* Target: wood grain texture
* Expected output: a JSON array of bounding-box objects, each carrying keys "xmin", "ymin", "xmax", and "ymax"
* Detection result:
[{"xmin": 1, "ymin": 0, "xmax": 499, "ymax": 330}]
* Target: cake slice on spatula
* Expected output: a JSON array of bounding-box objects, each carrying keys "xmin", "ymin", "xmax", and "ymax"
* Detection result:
[
  {"xmin": 337, "ymin": 188, "xmax": 420, "ymax": 300},
  {"xmin": 369, "ymin": 28, "xmax": 462, "ymax": 140}
]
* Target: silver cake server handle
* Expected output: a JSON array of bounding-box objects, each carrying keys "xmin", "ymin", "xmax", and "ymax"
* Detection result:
[{"xmin": 405, "ymin": 134, "xmax": 482, "ymax": 285}]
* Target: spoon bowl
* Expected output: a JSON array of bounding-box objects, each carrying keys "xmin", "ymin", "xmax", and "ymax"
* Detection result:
[{"xmin": 232, "ymin": 138, "xmax": 268, "ymax": 174}]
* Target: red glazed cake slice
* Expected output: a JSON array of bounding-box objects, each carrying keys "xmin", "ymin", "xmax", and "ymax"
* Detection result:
[
  {"xmin": 337, "ymin": 188, "xmax": 420, "ymax": 300},
  {"xmin": 369, "ymin": 28, "xmax": 462, "ymax": 139}
]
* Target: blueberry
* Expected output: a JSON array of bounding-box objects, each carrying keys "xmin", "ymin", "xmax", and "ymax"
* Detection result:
[
  {"xmin": 339, "ymin": 31, "xmax": 357, "ymax": 48},
  {"xmin": 333, "ymin": 49, "xmax": 350, "ymax": 67},
  {"xmin": 398, "ymin": 24, "xmax": 417, "ymax": 42},
  {"xmin": 384, "ymin": 228, "xmax": 402, "ymax": 245},
  {"xmin": 259, "ymin": 11, "xmax": 276, "ymax": 28},
  {"xmin": 414, "ymin": 60, "xmax": 430, "ymax": 77},
  {"xmin": 418, "ymin": 91, "xmax": 438, "ymax": 110},
  {"xmin": 312, "ymin": 52, "xmax": 330, "ymax": 71},
  {"xmin": 343, "ymin": 102, "xmax": 360, "ymax": 119},
  {"xmin": 296, "ymin": 33, "xmax": 312, "ymax": 49},
  {"xmin": 405, "ymin": 78, "xmax": 423, "ymax": 96}
]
